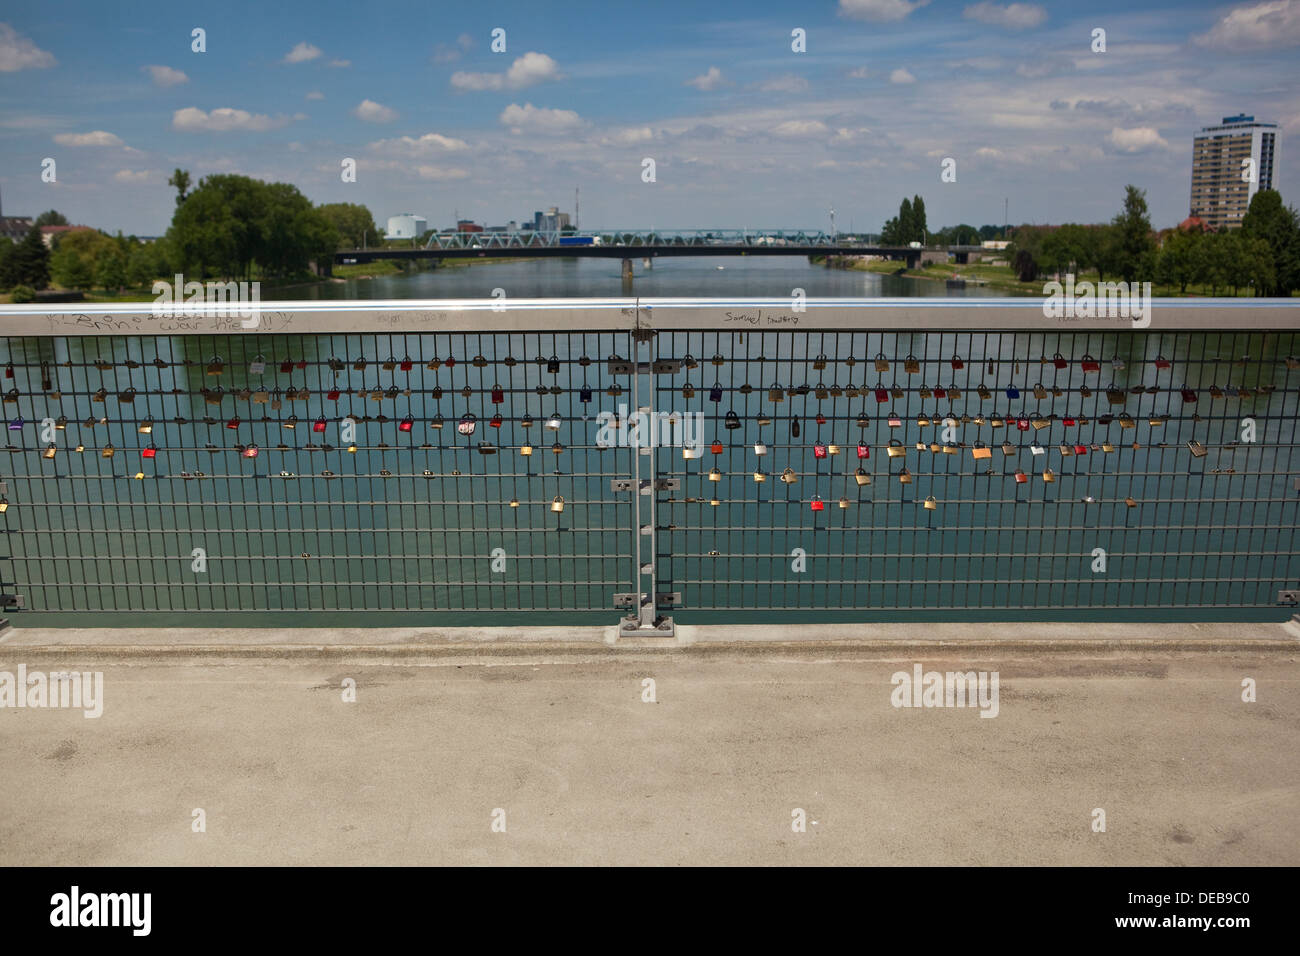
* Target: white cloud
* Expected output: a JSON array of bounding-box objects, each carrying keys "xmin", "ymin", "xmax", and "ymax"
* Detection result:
[
  {"xmin": 53, "ymin": 130, "xmax": 123, "ymax": 147},
  {"xmin": 848, "ymin": 66, "xmax": 870, "ymax": 79},
  {"xmin": 450, "ymin": 52, "xmax": 560, "ymax": 91},
  {"xmin": 0, "ymin": 23, "xmax": 56, "ymax": 71},
  {"xmin": 283, "ymin": 42, "xmax": 322, "ymax": 64},
  {"xmin": 1193, "ymin": 0, "xmax": 1300, "ymax": 51},
  {"xmin": 352, "ymin": 99, "xmax": 399, "ymax": 123},
  {"xmin": 329, "ymin": 59, "xmax": 350, "ymax": 68},
  {"xmin": 415, "ymin": 165, "xmax": 470, "ymax": 181},
  {"xmin": 962, "ymin": 2, "xmax": 1047, "ymax": 29},
  {"xmin": 113, "ymin": 169, "xmax": 156, "ymax": 183},
  {"xmin": 172, "ymin": 107, "xmax": 297, "ymax": 132},
  {"xmin": 839, "ymin": 0, "xmax": 930, "ymax": 22},
  {"xmin": 889, "ymin": 68, "xmax": 916, "ymax": 84},
  {"xmin": 760, "ymin": 74, "xmax": 809, "ymax": 93},
  {"xmin": 1108, "ymin": 126, "xmax": 1170, "ymax": 153},
  {"xmin": 686, "ymin": 66, "xmax": 724, "ymax": 90},
  {"xmin": 604, "ymin": 126, "xmax": 656, "ymax": 145},
  {"xmin": 305, "ymin": 90, "xmax": 324, "ymax": 100},
  {"xmin": 499, "ymin": 102, "xmax": 583, "ymax": 134},
  {"xmin": 143, "ymin": 64, "xmax": 188, "ymax": 87},
  {"xmin": 771, "ymin": 119, "xmax": 829, "ymax": 137},
  {"xmin": 367, "ymin": 131, "xmax": 471, "ymax": 154}
]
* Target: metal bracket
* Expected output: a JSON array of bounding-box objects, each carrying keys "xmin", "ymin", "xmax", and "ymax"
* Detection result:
[
  {"xmin": 610, "ymin": 478, "xmax": 635, "ymax": 492},
  {"xmin": 1294, "ymin": 477, "xmax": 1300, "ymax": 492},
  {"xmin": 607, "ymin": 358, "xmax": 635, "ymax": 375},
  {"xmin": 0, "ymin": 593, "xmax": 22, "ymax": 608},
  {"xmin": 1279, "ymin": 590, "xmax": 1299, "ymax": 606},
  {"xmin": 618, "ymin": 613, "xmax": 675, "ymax": 638},
  {"xmin": 612, "ymin": 592, "xmax": 638, "ymax": 608},
  {"xmin": 611, "ymin": 478, "xmax": 679, "ymax": 493},
  {"xmin": 656, "ymin": 592, "xmax": 681, "ymax": 605},
  {"xmin": 652, "ymin": 359, "xmax": 683, "ymax": 375}
]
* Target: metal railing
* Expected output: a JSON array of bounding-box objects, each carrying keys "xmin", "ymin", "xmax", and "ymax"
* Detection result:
[{"xmin": 1, "ymin": 298, "xmax": 1297, "ymax": 628}]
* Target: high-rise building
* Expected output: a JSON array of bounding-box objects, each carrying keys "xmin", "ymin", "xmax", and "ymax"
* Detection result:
[{"xmin": 1189, "ymin": 114, "xmax": 1279, "ymax": 230}]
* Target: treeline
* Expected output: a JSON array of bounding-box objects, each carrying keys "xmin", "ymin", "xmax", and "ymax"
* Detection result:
[
  {"xmin": 0, "ymin": 171, "xmax": 379, "ymax": 296},
  {"xmin": 1009, "ymin": 186, "xmax": 1299, "ymax": 296}
]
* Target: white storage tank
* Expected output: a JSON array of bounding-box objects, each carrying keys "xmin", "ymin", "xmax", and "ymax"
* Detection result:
[{"xmin": 385, "ymin": 214, "xmax": 427, "ymax": 239}]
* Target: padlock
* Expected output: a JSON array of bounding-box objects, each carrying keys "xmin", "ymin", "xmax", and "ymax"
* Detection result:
[
  {"xmin": 791, "ymin": 418, "xmax": 800, "ymax": 438},
  {"xmin": 753, "ymin": 441, "xmax": 768, "ymax": 456},
  {"xmin": 461, "ymin": 386, "xmax": 474, "ymax": 398},
  {"xmin": 948, "ymin": 385, "xmax": 962, "ymax": 401},
  {"xmin": 752, "ymin": 469, "xmax": 767, "ymax": 483},
  {"xmin": 919, "ymin": 385, "xmax": 933, "ymax": 399},
  {"xmin": 815, "ymin": 383, "xmax": 829, "ymax": 400},
  {"xmin": 1052, "ymin": 352, "xmax": 1068, "ymax": 370},
  {"xmin": 458, "ymin": 414, "xmax": 477, "ymax": 435},
  {"xmin": 887, "ymin": 439, "xmax": 905, "ymax": 458},
  {"xmin": 810, "ymin": 495, "xmax": 825, "ymax": 512},
  {"xmin": 709, "ymin": 384, "xmax": 723, "ymax": 403},
  {"xmin": 1005, "ymin": 385, "xmax": 1020, "ymax": 399},
  {"xmin": 815, "ymin": 413, "xmax": 827, "ymax": 426},
  {"xmin": 249, "ymin": 354, "xmax": 267, "ymax": 374},
  {"xmin": 891, "ymin": 384, "xmax": 904, "ymax": 400},
  {"xmin": 708, "ymin": 467, "xmax": 722, "ymax": 482},
  {"xmin": 206, "ymin": 356, "xmax": 224, "ymax": 375},
  {"xmin": 933, "ymin": 386, "xmax": 945, "ymax": 398},
  {"xmin": 1118, "ymin": 413, "xmax": 1135, "ymax": 429},
  {"xmin": 1187, "ymin": 440, "xmax": 1207, "ymax": 458},
  {"xmin": 888, "ymin": 415, "xmax": 902, "ymax": 428},
  {"xmin": 682, "ymin": 445, "xmax": 700, "ymax": 460},
  {"xmin": 545, "ymin": 413, "xmax": 562, "ymax": 430},
  {"xmin": 857, "ymin": 442, "xmax": 870, "ymax": 459},
  {"xmin": 1032, "ymin": 383, "xmax": 1047, "ymax": 400},
  {"xmin": 1124, "ymin": 496, "xmax": 1137, "ymax": 508},
  {"xmin": 243, "ymin": 445, "xmax": 259, "ymax": 459},
  {"xmin": 1154, "ymin": 355, "xmax": 1171, "ymax": 369},
  {"xmin": 813, "ymin": 443, "xmax": 827, "ymax": 459},
  {"xmin": 353, "ymin": 357, "xmax": 367, "ymax": 371},
  {"xmin": 856, "ymin": 412, "xmax": 870, "ymax": 428},
  {"xmin": 829, "ymin": 384, "xmax": 843, "ymax": 397},
  {"xmin": 977, "ymin": 384, "xmax": 991, "ymax": 400},
  {"xmin": 101, "ymin": 443, "xmax": 115, "ymax": 459},
  {"xmin": 811, "ymin": 354, "xmax": 828, "ymax": 371},
  {"xmin": 682, "ymin": 383, "xmax": 696, "ymax": 399},
  {"xmin": 724, "ymin": 411, "xmax": 741, "ymax": 430},
  {"xmin": 43, "ymin": 443, "xmax": 57, "ymax": 459},
  {"xmin": 1041, "ymin": 468, "xmax": 1055, "ymax": 483},
  {"xmin": 91, "ymin": 387, "xmax": 107, "ymax": 403},
  {"xmin": 137, "ymin": 420, "xmax": 152, "ymax": 434},
  {"xmin": 898, "ymin": 468, "xmax": 912, "ymax": 484},
  {"xmin": 445, "ymin": 356, "xmax": 456, "ymax": 368},
  {"xmin": 971, "ymin": 442, "xmax": 992, "ymax": 460},
  {"xmin": 226, "ymin": 416, "xmax": 241, "ymax": 430},
  {"xmin": 551, "ymin": 441, "xmax": 564, "ymax": 455},
  {"xmin": 923, "ymin": 495, "xmax": 937, "ymax": 511},
  {"xmin": 917, "ymin": 414, "xmax": 931, "ymax": 427},
  {"xmin": 769, "ymin": 384, "xmax": 785, "ymax": 403},
  {"xmin": 579, "ymin": 386, "xmax": 592, "ymax": 404},
  {"xmin": 1016, "ymin": 417, "xmax": 1030, "ymax": 431},
  {"xmin": 479, "ymin": 442, "xmax": 497, "ymax": 455},
  {"xmin": 520, "ymin": 442, "xmax": 534, "ymax": 456},
  {"xmin": 875, "ymin": 387, "xmax": 889, "ymax": 404},
  {"xmin": 399, "ymin": 415, "xmax": 414, "ymax": 432},
  {"xmin": 780, "ymin": 467, "xmax": 797, "ymax": 484},
  {"xmin": 854, "ymin": 467, "xmax": 871, "ymax": 486},
  {"xmin": 489, "ymin": 384, "xmax": 505, "ymax": 404},
  {"xmin": 1059, "ymin": 443, "xmax": 1073, "ymax": 457},
  {"xmin": 951, "ymin": 354, "xmax": 964, "ymax": 370},
  {"xmin": 1014, "ymin": 469, "xmax": 1027, "ymax": 484},
  {"xmin": 1000, "ymin": 440, "xmax": 1015, "ymax": 456},
  {"xmin": 904, "ymin": 355, "xmax": 920, "ymax": 374},
  {"xmin": 400, "ymin": 356, "xmax": 414, "ymax": 371},
  {"xmin": 710, "ymin": 353, "xmax": 725, "ymax": 367},
  {"xmin": 327, "ymin": 387, "xmax": 341, "ymax": 401},
  {"xmin": 1181, "ymin": 386, "xmax": 1197, "ymax": 404},
  {"xmin": 118, "ymin": 387, "xmax": 136, "ymax": 404},
  {"xmin": 874, "ymin": 353, "xmax": 890, "ymax": 373},
  {"xmin": 551, "ymin": 496, "xmax": 565, "ymax": 513},
  {"xmin": 1074, "ymin": 443, "xmax": 1087, "ymax": 456},
  {"xmin": 1081, "ymin": 355, "xmax": 1100, "ymax": 372},
  {"xmin": 711, "ymin": 440, "xmax": 724, "ymax": 454},
  {"xmin": 547, "ymin": 355, "xmax": 560, "ymax": 374},
  {"xmin": 1030, "ymin": 441, "xmax": 1045, "ymax": 456},
  {"xmin": 1106, "ymin": 388, "xmax": 1126, "ymax": 406},
  {"xmin": 1101, "ymin": 441, "xmax": 1114, "ymax": 453}
]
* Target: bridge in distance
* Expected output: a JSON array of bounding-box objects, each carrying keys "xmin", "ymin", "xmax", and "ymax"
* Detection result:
[{"xmin": 334, "ymin": 228, "xmax": 970, "ymax": 270}]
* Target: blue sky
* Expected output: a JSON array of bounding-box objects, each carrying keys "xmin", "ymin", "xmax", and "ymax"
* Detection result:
[{"xmin": 1, "ymin": 0, "xmax": 1297, "ymax": 236}]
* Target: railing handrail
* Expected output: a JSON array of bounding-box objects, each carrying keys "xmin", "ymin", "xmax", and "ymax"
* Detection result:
[{"xmin": 2, "ymin": 298, "xmax": 1298, "ymax": 336}]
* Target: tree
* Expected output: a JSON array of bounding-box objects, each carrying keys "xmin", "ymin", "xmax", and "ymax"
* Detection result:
[
  {"xmin": 911, "ymin": 195, "xmax": 927, "ymax": 242},
  {"xmin": 11, "ymin": 225, "xmax": 51, "ymax": 289},
  {"xmin": 1111, "ymin": 185, "xmax": 1156, "ymax": 283},
  {"xmin": 95, "ymin": 250, "xmax": 127, "ymax": 292},
  {"xmin": 1011, "ymin": 249, "xmax": 1038, "ymax": 282},
  {"xmin": 1156, "ymin": 228, "xmax": 1203, "ymax": 294},
  {"xmin": 49, "ymin": 230, "xmax": 116, "ymax": 289},
  {"xmin": 0, "ymin": 239, "xmax": 13, "ymax": 291},
  {"xmin": 33, "ymin": 210, "xmax": 68, "ymax": 227},
  {"xmin": 168, "ymin": 169, "xmax": 192, "ymax": 207},
  {"xmin": 317, "ymin": 202, "xmax": 378, "ymax": 249},
  {"xmin": 1240, "ymin": 189, "xmax": 1299, "ymax": 297}
]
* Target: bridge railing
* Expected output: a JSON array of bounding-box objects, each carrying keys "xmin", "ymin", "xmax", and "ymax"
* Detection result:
[
  {"xmin": 1, "ymin": 298, "xmax": 1297, "ymax": 631},
  {"xmin": 413, "ymin": 229, "xmax": 884, "ymax": 251}
]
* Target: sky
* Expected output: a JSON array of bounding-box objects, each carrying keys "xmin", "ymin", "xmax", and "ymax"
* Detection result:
[{"xmin": 1, "ymin": 0, "xmax": 1297, "ymax": 237}]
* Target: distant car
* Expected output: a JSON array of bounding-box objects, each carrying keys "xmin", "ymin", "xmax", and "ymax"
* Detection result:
[
  {"xmin": 908, "ymin": 241, "xmax": 923, "ymax": 249},
  {"xmin": 558, "ymin": 236, "xmax": 602, "ymax": 246}
]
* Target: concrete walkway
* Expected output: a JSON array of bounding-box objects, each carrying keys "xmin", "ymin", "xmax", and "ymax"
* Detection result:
[{"xmin": 1, "ymin": 622, "xmax": 1296, "ymax": 865}]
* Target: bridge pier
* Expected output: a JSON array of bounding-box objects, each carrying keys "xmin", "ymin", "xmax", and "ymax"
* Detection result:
[
  {"xmin": 642, "ymin": 257, "xmax": 652, "ymax": 270},
  {"xmin": 622, "ymin": 258, "xmax": 634, "ymax": 281}
]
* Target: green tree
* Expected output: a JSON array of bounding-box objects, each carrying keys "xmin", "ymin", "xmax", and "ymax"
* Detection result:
[
  {"xmin": 33, "ymin": 210, "xmax": 68, "ymax": 227},
  {"xmin": 0, "ymin": 239, "xmax": 13, "ymax": 291},
  {"xmin": 49, "ymin": 230, "xmax": 116, "ymax": 289},
  {"xmin": 1156, "ymin": 228, "xmax": 1203, "ymax": 294},
  {"xmin": 1240, "ymin": 189, "xmax": 1299, "ymax": 297},
  {"xmin": 1111, "ymin": 185, "xmax": 1156, "ymax": 283},
  {"xmin": 168, "ymin": 169, "xmax": 192, "ymax": 207},
  {"xmin": 1011, "ymin": 249, "xmax": 1038, "ymax": 282},
  {"xmin": 95, "ymin": 250, "xmax": 127, "ymax": 292},
  {"xmin": 911, "ymin": 195, "xmax": 927, "ymax": 242},
  {"xmin": 11, "ymin": 225, "xmax": 51, "ymax": 289},
  {"xmin": 317, "ymin": 202, "xmax": 378, "ymax": 249}
]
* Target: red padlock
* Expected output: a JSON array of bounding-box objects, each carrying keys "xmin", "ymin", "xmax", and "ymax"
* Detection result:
[
  {"xmin": 1081, "ymin": 355, "xmax": 1101, "ymax": 372},
  {"xmin": 142, "ymin": 445, "xmax": 157, "ymax": 459},
  {"xmin": 295, "ymin": 360, "xmax": 307, "ymax": 370},
  {"xmin": 1154, "ymin": 355, "xmax": 1171, "ymax": 369},
  {"xmin": 444, "ymin": 357, "xmax": 456, "ymax": 368},
  {"xmin": 875, "ymin": 387, "xmax": 889, "ymax": 403},
  {"xmin": 400, "ymin": 357, "xmax": 413, "ymax": 371},
  {"xmin": 243, "ymin": 445, "xmax": 259, "ymax": 459},
  {"xmin": 813, "ymin": 443, "xmax": 827, "ymax": 459},
  {"xmin": 490, "ymin": 414, "xmax": 503, "ymax": 429},
  {"xmin": 491, "ymin": 385, "xmax": 504, "ymax": 404},
  {"xmin": 934, "ymin": 387, "xmax": 946, "ymax": 398},
  {"xmin": 399, "ymin": 415, "xmax": 414, "ymax": 432},
  {"xmin": 327, "ymin": 388, "xmax": 341, "ymax": 401},
  {"xmin": 1063, "ymin": 417, "xmax": 1076, "ymax": 426},
  {"xmin": 279, "ymin": 360, "xmax": 292, "ymax": 373},
  {"xmin": 857, "ymin": 443, "xmax": 870, "ymax": 459},
  {"xmin": 1014, "ymin": 469, "xmax": 1028, "ymax": 484},
  {"xmin": 711, "ymin": 440, "xmax": 724, "ymax": 454},
  {"xmin": 1181, "ymin": 387, "xmax": 1197, "ymax": 403},
  {"xmin": 226, "ymin": 416, "xmax": 240, "ymax": 429},
  {"xmin": 816, "ymin": 413, "xmax": 827, "ymax": 425},
  {"xmin": 810, "ymin": 496, "xmax": 825, "ymax": 512},
  {"xmin": 313, "ymin": 417, "xmax": 327, "ymax": 433},
  {"xmin": 1074, "ymin": 444, "xmax": 1087, "ymax": 455},
  {"xmin": 951, "ymin": 355, "xmax": 964, "ymax": 370},
  {"xmin": 1052, "ymin": 352, "xmax": 1068, "ymax": 369}
]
